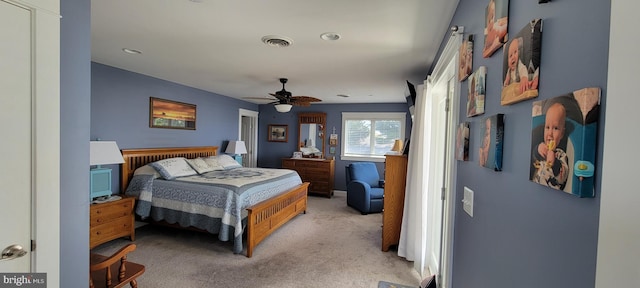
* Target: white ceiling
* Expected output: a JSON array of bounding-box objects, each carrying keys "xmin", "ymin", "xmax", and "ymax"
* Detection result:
[{"xmin": 91, "ymin": 0, "xmax": 459, "ymax": 105}]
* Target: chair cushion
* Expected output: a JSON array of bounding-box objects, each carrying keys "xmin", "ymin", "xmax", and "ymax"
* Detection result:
[
  {"xmin": 349, "ymin": 162, "xmax": 381, "ymax": 188},
  {"xmin": 370, "ymin": 187, "xmax": 384, "ymax": 199}
]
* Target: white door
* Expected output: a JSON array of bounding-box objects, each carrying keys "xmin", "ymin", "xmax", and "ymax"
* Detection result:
[
  {"xmin": 0, "ymin": 0, "xmax": 33, "ymax": 271},
  {"xmin": 426, "ymin": 58, "xmax": 455, "ymax": 279},
  {"xmin": 238, "ymin": 109, "xmax": 258, "ymax": 167},
  {"xmin": 424, "ymin": 32, "xmax": 460, "ymax": 287}
]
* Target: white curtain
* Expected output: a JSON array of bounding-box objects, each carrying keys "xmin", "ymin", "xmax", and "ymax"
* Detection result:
[
  {"xmin": 398, "ymin": 30, "xmax": 462, "ymax": 278},
  {"xmin": 398, "ymin": 81, "xmax": 433, "ymax": 276}
]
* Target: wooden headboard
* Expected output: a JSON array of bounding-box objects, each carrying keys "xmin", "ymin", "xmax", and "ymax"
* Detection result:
[{"xmin": 119, "ymin": 146, "xmax": 218, "ymax": 192}]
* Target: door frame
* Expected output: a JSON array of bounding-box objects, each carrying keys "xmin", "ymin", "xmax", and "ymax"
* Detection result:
[{"xmin": 425, "ymin": 27, "xmax": 463, "ymax": 288}]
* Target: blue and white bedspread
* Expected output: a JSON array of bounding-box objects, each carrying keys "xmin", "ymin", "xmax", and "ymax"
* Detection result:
[{"xmin": 125, "ymin": 168, "xmax": 302, "ymax": 253}]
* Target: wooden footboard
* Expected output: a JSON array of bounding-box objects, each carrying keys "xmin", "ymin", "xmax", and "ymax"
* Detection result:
[{"xmin": 246, "ymin": 182, "xmax": 309, "ymax": 257}]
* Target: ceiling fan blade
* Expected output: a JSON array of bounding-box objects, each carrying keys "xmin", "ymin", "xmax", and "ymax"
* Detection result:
[
  {"xmin": 291, "ymin": 96, "xmax": 322, "ymax": 103},
  {"xmin": 243, "ymin": 96, "xmax": 276, "ymax": 101},
  {"xmin": 292, "ymin": 101, "xmax": 311, "ymax": 107}
]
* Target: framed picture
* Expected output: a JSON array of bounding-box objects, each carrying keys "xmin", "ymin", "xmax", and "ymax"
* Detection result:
[
  {"xmin": 529, "ymin": 87, "xmax": 600, "ymax": 197},
  {"xmin": 268, "ymin": 124, "xmax": 288, "ymax": 142},
  {"xmin": 467, "ymin": 66, "xmax": 487, "ymax": 117},
  {"xmin": 483, "ymin": 0, "xmax": 509, "ymax": 58},
  {"xmin": 501, "ymin": 19, "xmax": 542, "ymax": 105},
  {"xmin": 149, "ymin": 97, "xmax": 196, "ymax": 130},
  {"xmin": 292, "ymin": 151, "xmax": 302, "ymax": 158},
  {"xmin": 459, "ymin": 35, "xmax": 474, "ymax": 81},
  {"xmin": 456, "ymin": 122, "xmax": 470, "ymax": 161},
  {"xmin": 479, "ymin": 114, "xmax": 504, "ymax": 171}
]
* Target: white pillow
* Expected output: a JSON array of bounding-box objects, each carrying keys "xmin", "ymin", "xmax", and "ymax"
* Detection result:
[
  {"xmin": 213, "ymin": 154, "xmax": 242, "ymax": 170},
  {"xmin": 132, "ymin": 164, "xmax": 161, "ymax": 179},
  {"xmin": 201, "ymin": 156, "xmax": 227, "ymax": 171},
  {"xmin": 185, "ymin": 157, "xmax": 215, "ymax": 174},
  {"xmin": 149, "ymin": 157, "xmax": 197, "ymax": 180}
]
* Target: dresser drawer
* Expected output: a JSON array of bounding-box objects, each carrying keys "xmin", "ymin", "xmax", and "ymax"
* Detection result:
[
  {"xmin": 90, "ymin": 216, "xmax": 133, "ymax": 247},
  {"xmin": 90, "ymin": 199, "xmax": 133, "ymax": 227},
  {"xmin": 295, "ymin": 160, "xmax": 329, "ymax": 168},
  {"xmin": 309, "ymin": 181, "xmax": 330, "ymax": 193},
  {"xmin": 282, "ymin": 159, "xmax": 297, "ymax": 168},
  {"xmin": 282, "ymin": 158, "xmax": 335, "ymax": 198},
  {"xmin": 305, "ymin": 169, "xmax": 330, "ymax": 181},
  {"xmin": 89, "ymin": 197, "xmax": 135, "ymax": 248}
]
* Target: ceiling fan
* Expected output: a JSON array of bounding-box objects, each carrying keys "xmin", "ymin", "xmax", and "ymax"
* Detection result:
[{"xmin": 245, "ymin": 78, "xmax": 322, "ymax": 112}]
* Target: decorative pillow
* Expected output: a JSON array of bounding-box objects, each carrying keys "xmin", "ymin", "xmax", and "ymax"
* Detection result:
[
  {"xmin": 149, "ymin": 157, "xmax": 197, "ymax": 180},
  {"xmin": 213, "ymin": 154, "xmax": 242, "ymax": 170},
  {"xmin": 132, "ymin": 164, "xmax": 161, "ymax": 179},
  {"xmin": 185, "ymin": 157, "xmax": 215, "ymax": 174},
  {"xmin": 201, "ymin": 156, "xmax": 226, "ymax": 171}
]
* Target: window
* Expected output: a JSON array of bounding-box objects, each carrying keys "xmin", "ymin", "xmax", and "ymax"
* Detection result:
[{"xmin": 341, "ymin": 112, "xmax": 406, "ymax": 162}]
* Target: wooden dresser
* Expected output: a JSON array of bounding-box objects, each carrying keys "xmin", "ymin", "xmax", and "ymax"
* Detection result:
[
  {"xmin": 90, "ymin": 196, "xmax": 135, "ymax": 249},
  {"xmin": 382, "ymin": 154, "xmax": 408, "ymax": 251},
  {"xmin": 282, "ymin": 158, "xmax": 335, "ymax": 198}
]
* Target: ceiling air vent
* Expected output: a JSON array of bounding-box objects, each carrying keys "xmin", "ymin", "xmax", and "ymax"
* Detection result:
[{"xmin": 261, "ymin": 35, "xmax": 293, "ymax": 47}]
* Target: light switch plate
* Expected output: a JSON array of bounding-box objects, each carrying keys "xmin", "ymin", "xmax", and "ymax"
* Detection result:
[{"xmin": 462, "ymin": 186, "xmax": 474, "ymax": 217}]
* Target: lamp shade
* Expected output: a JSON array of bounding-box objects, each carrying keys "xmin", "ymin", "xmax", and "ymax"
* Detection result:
[
  {"xmin": 90, "ymin": 141, "xmax": 125, "ymax": 166},
  {"xmin": 225, "ymin": 140, "xmax": 247, "ymax": 154},
  {"xmin": 274, "ymin": 104, "xmax": 292, "ymax": 113},
  {"xmin": 391, "ymin": 139, "xmax": 403, "ymax": 153}
]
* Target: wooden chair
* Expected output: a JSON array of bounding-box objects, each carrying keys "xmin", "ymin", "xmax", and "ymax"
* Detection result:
[{"xmin": 90, "ymin": 244, "xmax": 145, "ymax": 288}]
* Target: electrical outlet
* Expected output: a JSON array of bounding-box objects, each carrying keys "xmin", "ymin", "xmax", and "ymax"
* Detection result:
[{"xmin": 462, "ymin": 186, "xmax": 474, "ymax": 217}]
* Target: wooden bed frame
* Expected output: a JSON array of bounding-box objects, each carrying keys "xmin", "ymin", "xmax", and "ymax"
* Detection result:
[{"xmin": 119, "ymin": 146, "xmax": 309, "ymax": 257}]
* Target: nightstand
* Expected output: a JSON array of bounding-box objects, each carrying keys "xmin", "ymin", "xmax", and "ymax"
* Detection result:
[{"xmin": 90, "ymin": 196, "xmax": 135, "ymax": 249}]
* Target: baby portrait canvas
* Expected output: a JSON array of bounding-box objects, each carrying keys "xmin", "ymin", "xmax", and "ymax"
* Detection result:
[
  {"xmin": 456, "ymin": 122, "xmax": 470, "ymax": 161},
  {"xmin": 482, "ymin": 0, "xmax": 509, "ymax": 58},
  {"xmin": 479, "ymin": 114, "xmax": 504, "ymax": 171},
  {"xmin": 501, "ymin": 19, "xmax": 542, "ymax": 105},
  {"xmin": 467, "ymin": 66, "xmax": 486, "ymax": 117},
  {"xmin": 459, "ymin": 35, "xmax": 474, "ymax": 82},
  {"xmin": 529, "ymin": 87, "xmax": 600, "ymax": 198}
]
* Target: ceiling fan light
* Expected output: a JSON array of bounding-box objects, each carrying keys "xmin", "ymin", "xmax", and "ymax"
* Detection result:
[{"xmin": 274, "ymin": 104, "xmax": 292, "ymax": 113}]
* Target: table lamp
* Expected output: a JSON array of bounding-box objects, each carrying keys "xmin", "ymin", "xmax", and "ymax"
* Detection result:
[
  {"xmin": 90, "ymin": 141, "xmax": 125, "ymax": 200},
  {"xmin": 389, "ymin": 139, "xmax": 404, "ymax": 154},
  {"xmin": 225, "ymin": 140, "xmax": 247, "ymax": 165}
]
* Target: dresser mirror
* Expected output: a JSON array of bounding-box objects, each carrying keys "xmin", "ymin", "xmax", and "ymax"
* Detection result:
[{"xmin": 298, "ymin": 112, "xmax": 326, "ymax": 158}]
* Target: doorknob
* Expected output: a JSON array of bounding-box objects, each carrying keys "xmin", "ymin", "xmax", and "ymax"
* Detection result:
[{"xmin": 1, "ymin": 244, "xmax": 27, "ymax": 261}]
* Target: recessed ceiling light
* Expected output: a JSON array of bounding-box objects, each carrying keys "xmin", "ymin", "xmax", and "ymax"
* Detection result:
[
  {"xmin": 320, "ymin": 32, "xmax": 341, "ymax": 41},
  {"xmin": 122, "ymin": 48, "xmax": 142, "ymax": 55},
  {"xmin": 261, "ymin": 35, "xmax": 294, "ymax": 47}
]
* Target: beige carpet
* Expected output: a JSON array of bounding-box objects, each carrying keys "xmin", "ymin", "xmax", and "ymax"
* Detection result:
[{"xmin": 92, "ymin": 191, "xmax": 421, "ymax": 288}]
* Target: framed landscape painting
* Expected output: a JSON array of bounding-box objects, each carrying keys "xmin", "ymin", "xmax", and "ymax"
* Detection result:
[
  {"xmin": 530, "ymin": 87, "xmax": 600, "ymax": 197},
  {"xmin": 149, "ymin": 97, "xmax": 196, "ymax": 130}
]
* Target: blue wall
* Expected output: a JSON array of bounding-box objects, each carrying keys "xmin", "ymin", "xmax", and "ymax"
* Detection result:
[
  {"xmin": 91, "ymin": 63, "xmax": 259, "ymax": 192},
  {"xmin": 433, "ymin": 1, "xmax": 610, "ymax": 287},
  {"xmin": 60, "ymin": 0, "xmax": 90, "ymax": 287},
  {"xmin": 257, "ymin": 103, "xmax": 412, "ymax": 190}
]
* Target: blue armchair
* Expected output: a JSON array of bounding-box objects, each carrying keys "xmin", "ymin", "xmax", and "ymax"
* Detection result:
[{"xmin": 346, "ymin": 162, "xmax": 384, "ymax": 215}]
